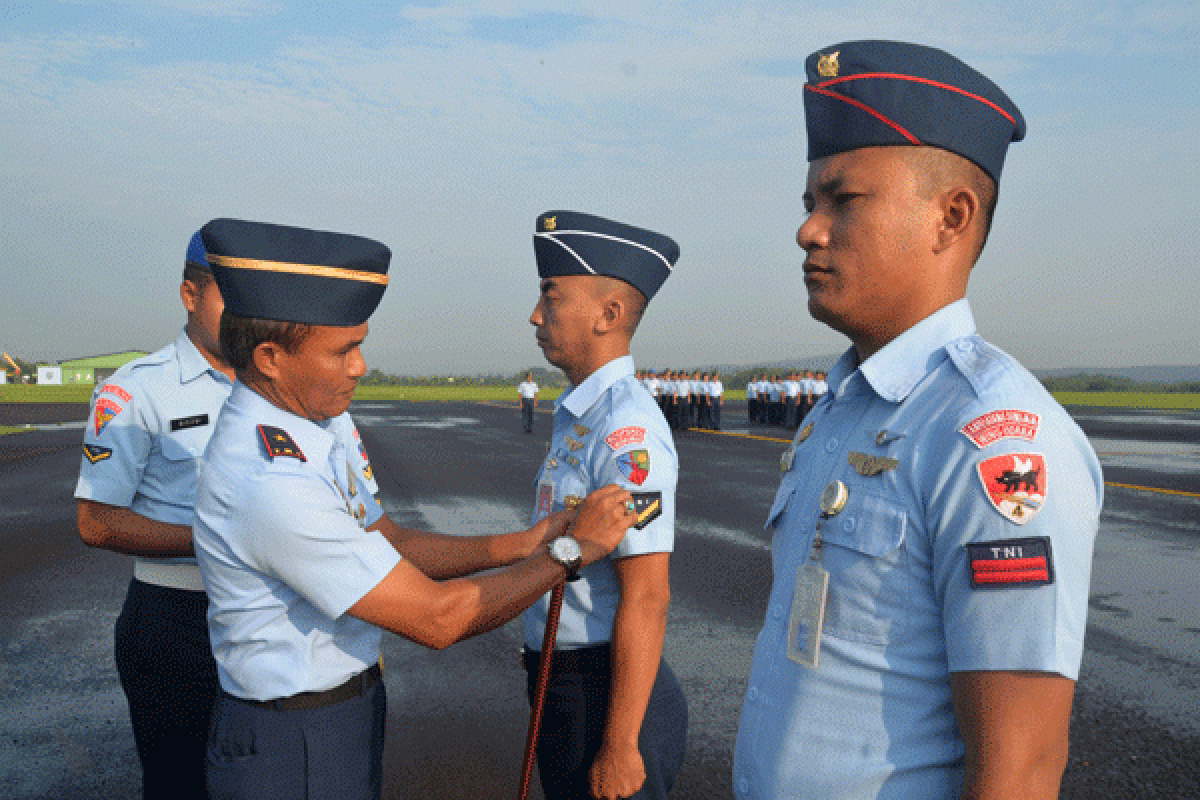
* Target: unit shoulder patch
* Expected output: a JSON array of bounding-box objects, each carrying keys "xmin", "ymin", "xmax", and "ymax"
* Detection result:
[
  {"xmin": 82, "ymin": 444, "xmax": 113, "ymax": 464},
  {"xmin": 960, "ymin": 409, "xmax": 1039, "ymax": 448},
  {"xmin": 967, "ymin": 537, "xmax": 1054, "ymax": 589},
  {"xmin": 615, "ymin": 449, "xmax": 651, "ymax": 486},
  {"xmin": 98, "ymin": 383, "xmax": 133, "ymax": 403},
  {"xmin": 630, "ymin": 491, "xmax": 663, "ymax": 529},
  {"xmin": 93, "ymin": 397, "xmax": 124, "ymax": 436},
  {"xmin": 605, "ymin": 425, "xmax": 647, "ymax": 450},
  {"xmin": 257, "ymin": 424, "xmax": 306, "ymax": 462},
  {"xmin": 977, "ymin": 452, "xmax": 1046, "ymax": 524}
]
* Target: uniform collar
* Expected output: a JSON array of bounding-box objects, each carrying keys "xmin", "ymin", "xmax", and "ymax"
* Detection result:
[
  {"xmin": 828, "ymin": 298, "xmax": 977, "ymax": 404},
  {"xmin": 175, "ymin": 327, "xmax": 232, "ymax": 385},
  {"xmin": 228, "ymin": 381, "xmax": 339, "ymax": 464},
  {"xmin": 557, "ymin": 355, "xmax": 635, "ymax": 418}
]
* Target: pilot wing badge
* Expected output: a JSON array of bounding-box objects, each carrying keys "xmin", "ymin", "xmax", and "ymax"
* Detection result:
[{"xmin": 977, "ymin": 452, "xmax": 1046, "ymax": 525}]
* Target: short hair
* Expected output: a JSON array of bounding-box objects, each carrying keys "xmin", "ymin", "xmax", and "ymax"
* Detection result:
[
  {"xmin": 183, "ymin": 262, "xmax": 213, "ymax": 290},
  {"xmin": 219, "ymin": 312, "xmax": 313, "ymax": 373},
  {"xmin": 595, "ymin": 276, "xmax": 647, "ymax": 335},
  {"xmin": 905, "ymin": 147, "xmax": 998, "ymax": 260}
]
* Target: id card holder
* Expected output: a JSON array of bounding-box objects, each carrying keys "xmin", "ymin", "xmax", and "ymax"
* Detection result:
[
  {"xmin": 787, "ymin": 561, "xmax": 829, "ymax": 668},
  {"xmin": 535, "ymin": 478, "xmax": 555, "ymax": 522}
]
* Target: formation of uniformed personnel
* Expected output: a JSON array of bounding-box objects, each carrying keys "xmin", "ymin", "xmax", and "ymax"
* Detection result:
[
  {"xmin": 190, "ymin": 217, "xmax": 641, "ymax": 800},
  {"xmin": 518, "ymin": 371, "xmax": 539, "ymax": 433},
  {"xmin": 527, "ymin": 210, "xmax": 688, "ymax": 799},
  {"xmin": 74, "ymin": 230, "xmax": 234, "ymax": 800},
  {"xmin": 733, "ymin": 40, "xmax": 1102, "ymax": 799}
]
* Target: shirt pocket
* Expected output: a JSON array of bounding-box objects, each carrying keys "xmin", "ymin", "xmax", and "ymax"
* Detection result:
[
  {"xmin": 157, "ymin": 429, "xmax": 207, "ymax": 489},
  {"xmin": 818, "ymin": 493, "xmax": 912, "ymax": 645}
]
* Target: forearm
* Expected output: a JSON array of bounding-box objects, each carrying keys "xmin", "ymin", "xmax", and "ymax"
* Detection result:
[
  {"xmin": 373, "ymin": 517, "xmax": 539, "ymax": 579},
  {"xmin": 603, "ymin": 588, "xmax": 669, "ymax": 748},
  {"xmin": 76, "ymin": 499, "xmax": 194, "ymax": 558}
]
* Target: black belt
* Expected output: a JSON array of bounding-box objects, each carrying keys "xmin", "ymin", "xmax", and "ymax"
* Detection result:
[
  {"xmin": 229, "ymin": 663, "xmax": 382, "ymax": 712},
  {"xmin": 522, "ymin": 644, "xmax": 610, "ymax": 675}
]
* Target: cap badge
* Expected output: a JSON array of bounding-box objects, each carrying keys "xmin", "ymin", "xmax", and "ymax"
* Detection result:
[
  {"xmin": 544, "ymin": 216, "xmax": 557, "ymax": 231},
  {"xmin": 817, "ymin": 51, "xmax": 839, "ymax": 78}
]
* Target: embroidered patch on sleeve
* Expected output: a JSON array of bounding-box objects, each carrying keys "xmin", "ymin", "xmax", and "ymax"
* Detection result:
[
  {"xmin": 605, "ymin": 426, "xmax": 647, "ymax": 450},
  {"xmin": 93, "ymin": 397, "xmax": 124, "ymax": 436},
  {"xmin": 98, "ymin": 383, "xmax": 133, "ymax": 403},
  {"xmin": 960, "ymin": 409, "xmax": 1040, "ymax": 448},
  {"xmin": 631, "ymin": 491, "xmax": 663, "ymax": 529},
  {"xmin": 977, "ymin": 452, "xmax": 1046, "ymax": 525},
  {"xmin": 967, "ymin": 537, "xmax": 1054, "ymax": 589},
  {"xmin": 170, "ymin": 414, "xmax": 209, "ymax": 432},
  {"xmin": 82, "ymin": 444, "xmax": 113, "ymax": 464},
  {"xmin": 616, "ymin": 449, "xmax": 651, "ymax": 485},
  {"xmin": 257, "ymin": 425, "xmax": 306, "ymax": 462}
]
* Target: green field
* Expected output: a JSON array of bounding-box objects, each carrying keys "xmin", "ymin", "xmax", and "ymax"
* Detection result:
[{"xmin": 3, "ymin": 383, "xmax": 1199, "ymax": 411}]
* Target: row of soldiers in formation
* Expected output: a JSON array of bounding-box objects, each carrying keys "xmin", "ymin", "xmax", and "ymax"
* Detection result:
[
  {"xmin": 637, "ymin": 370, "xmax": 725, "ymax": 431},
  {"xmin": 746, "ymin": 371, "xmax": 829, "ymax": 430}
]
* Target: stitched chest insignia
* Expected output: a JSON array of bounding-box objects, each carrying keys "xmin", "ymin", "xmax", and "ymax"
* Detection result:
[
  {"xmin": 257, "ymin": 425, "xmax": 306, "ymax": 462},
  {"xmin": 616, "ymin": 449, "xmax": 651, "ymax": 486},
  {"xmin": 565, "ymin": 436, "xmax": 584, "ymax": 452},
  {"xmin": 977, "ymin": 452, "xmax": 1046, "ymax": 524},
  {"xmin": 574, "ymin": 424, "xmax": 590, "ymax": 437},
  {"xmin": 847, "ymin": 452, "xmax": 899, "ymax": 476}
]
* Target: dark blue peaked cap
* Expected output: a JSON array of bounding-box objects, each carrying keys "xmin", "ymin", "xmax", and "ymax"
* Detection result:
[
  {"xmin": 200, "ymin": 218, "xmax": 390, "ymax": 326},
  {"xmin": 804, "ymin": 40, "xmax": 1026, "ymax": 183},
  {"xmin": 533, "ymin": 211, "xmax": 678, "ymax": 301},
  {"xmin": 185, "ymin": 230, "xmax": 212, "ymax": 272}
]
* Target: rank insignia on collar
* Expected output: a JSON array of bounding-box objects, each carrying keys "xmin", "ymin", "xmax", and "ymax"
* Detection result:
[
  {"xmin": 848, "ymin": 452, "xmax": 898, "ymax": 476},
  {"xmin": 631, "ymin": 491, "xmax": 663, "ymax": 529},
  {"xmin": 82, "ymin": 444, "xmax": 112, "ymax": 464},
  {"xmin": 574, "ymin": 424, "xmax": 590, "ymax": 437},
  {"xmin": 565, "ymin": 436, "xmax": 584, "ymax": 451},
  {"xmin": 257, "ymin": 424, "xmax": 306, "ymax": 462},
  {"xmin": 796, "ymin": 423, "xmax": 814, "ymax": 444},
  {"xmin": 977, "ymin": 453, "xmax": 1046, "ymax": 525}
]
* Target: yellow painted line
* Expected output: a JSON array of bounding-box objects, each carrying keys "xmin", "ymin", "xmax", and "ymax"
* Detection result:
[
  {"xmin": 1104, "ymin": 482, "xmax": 1200, "ymax": 499},
  {"xmin": 686, "ymin": 428, "xmax": 792, "ymax": 444}
]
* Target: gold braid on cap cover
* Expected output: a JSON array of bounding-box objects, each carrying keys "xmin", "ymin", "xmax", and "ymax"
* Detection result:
[{"xmin": 207, "ymin": 254, "xmax": 389, "ymax": 285}]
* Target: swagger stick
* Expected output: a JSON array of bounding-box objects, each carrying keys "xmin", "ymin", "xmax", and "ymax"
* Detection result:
[{"xmin": 517, "ymin": 581, "xmax": 567, "ymax": 800}]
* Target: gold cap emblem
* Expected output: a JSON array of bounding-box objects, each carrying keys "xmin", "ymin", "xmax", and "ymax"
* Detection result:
[
  {"xmin": 544, "ymin": 215, "xmax": 557, "ymax": 231},
  {"xmin": 817, "ymin": 51, "xmax": 839, "ymax": 78}
]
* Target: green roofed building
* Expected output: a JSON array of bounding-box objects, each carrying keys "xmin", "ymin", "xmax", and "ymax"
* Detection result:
[{"xmin": 57, "ymin": 351, "xmax": 148, "ymax": 385}]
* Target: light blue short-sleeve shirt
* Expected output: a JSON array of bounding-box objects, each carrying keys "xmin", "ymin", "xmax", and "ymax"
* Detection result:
[
  {"xmin": 194, "ymin": 384, "xmax": 399, "ymax": 701},
  {"xmin": 733, "ymin": 300, "xmax": 1102, "ymax": 799},
  {"xmin": 523, "ymin": 355, "xmax": 677, "ymax": 650},
  {"xmin": 74, "ymin": 329, "xmax": 234, "ymax": 565}
]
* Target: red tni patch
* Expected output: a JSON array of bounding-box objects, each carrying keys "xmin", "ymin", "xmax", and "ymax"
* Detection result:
[
  {"xmin": 960, "ymin": 409, "xmax": 1039, "ymax": 448},
  {"xmin": 967, "ymin": 537, "xmax": 1054, "ymax": 589},
  {"xmin": 605, "ymin": 426, "xmax": 647, "ymax": 450},
  {"xmin": 977, "ymin": 452, "xmax": 1046, "ymax": 525}
]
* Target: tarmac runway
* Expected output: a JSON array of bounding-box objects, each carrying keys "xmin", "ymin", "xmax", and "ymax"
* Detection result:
[{"xmin": 1, "ymin": 400, "xmax": 1197, "ymax": 798}]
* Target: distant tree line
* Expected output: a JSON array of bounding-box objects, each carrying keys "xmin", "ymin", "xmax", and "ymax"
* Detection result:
[
  {"xmin": 1038, "ymin": 374, "xmax": 1200, "ymax": 393},
  {"xmin": 359, "ymin": 366, "xmax": 568, "ymax": 388}
]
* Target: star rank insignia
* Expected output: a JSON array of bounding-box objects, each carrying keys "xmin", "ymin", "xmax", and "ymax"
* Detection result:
[{"xmin": 257, "ymin": 425, "xmax": 306, "ymax": 461}]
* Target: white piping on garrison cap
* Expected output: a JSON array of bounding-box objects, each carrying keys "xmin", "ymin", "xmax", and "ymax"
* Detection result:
[{"xmin": 535, "ymin": 229, "xmax": 675, "ymax": 274}]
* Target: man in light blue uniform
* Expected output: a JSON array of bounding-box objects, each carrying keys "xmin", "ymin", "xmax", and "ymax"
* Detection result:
[
  {"xmin": 75, "ymin": 230, "xmax": 234, "ymax": 800},
  {"xmin": 526, "ymin": 211, "xmax": 688, "ymax": 800},
  {"xmin": 192, "ymin": 218, "xmax": 639, "ymax": 800},
  {"xmin": 734, "ymin": 41, "xmax": 1103, "ymax": 799}
]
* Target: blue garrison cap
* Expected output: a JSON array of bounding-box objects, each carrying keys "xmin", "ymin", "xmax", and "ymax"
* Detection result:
[
  {"xmin": 200, "ymin": 218, "xmax": 390, "ymax": 327},
  {"xmin": 533, "ymin": 211, "xmax": 678, "ymax": 301},
  {"xmin": 804, "ymin": 40, "xmax": 1026, "ymax": 183},
  {"xmin": 185, "ymin": 230, "xmax": 211, "ymax": 272}
]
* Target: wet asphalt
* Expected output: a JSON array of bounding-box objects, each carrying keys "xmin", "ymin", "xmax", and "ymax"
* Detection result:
[{"xmin": 0, "ymin": 400, "xmax": 1197, "ymax": 798}]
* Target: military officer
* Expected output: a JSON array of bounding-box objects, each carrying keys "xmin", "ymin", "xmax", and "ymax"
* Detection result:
[
  {"xmin": 75, "ymin": 230, "xmax": 234, "ymax": 799},
  {"xmin": 527, "ymin": 211, "xmax": 689, "ymax": 800},
  {"xmin": 745, "ymin": 375, "xmax": 758, "ymax": 425},
  {"xmin": 519, "ymin": 371, "xmax": 540, "ymax": 433},
  {"xmin": 709, "ymin": 371, "xmax": 724, "ymax": 430},
  {"xmin": 191, "ymin": 218, "xmax": 639, "ymax": 800},
  {"xmin": 733, "ymin": 41, "xmax": 1103, "ymax": 799}
]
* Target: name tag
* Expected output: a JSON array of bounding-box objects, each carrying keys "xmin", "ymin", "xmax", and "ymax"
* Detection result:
[{"xmin": 170, "ymin": 414, "xmax": 209, "ymax": 432}]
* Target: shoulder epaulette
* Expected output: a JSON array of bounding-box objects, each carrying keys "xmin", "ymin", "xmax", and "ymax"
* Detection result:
[{"xmin": 257, "ymin": 424, "xmax": 306, "ymax": 462}]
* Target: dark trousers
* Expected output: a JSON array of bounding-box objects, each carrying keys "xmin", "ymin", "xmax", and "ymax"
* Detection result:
[
  {"xmin": 206, "ymin": 680, "xmax": 386, "ymax": 800},
  {"xmin": 525, "ymin": 647, "xmax": 687, "ymax": 800},
  {"xmin": 115, "ymin": 578, "xmax": 217, "ymax": 800},
  {"xmin": 784, "ymin": 397, "xmax": 798, "ymax": 429},
  {"xmin": 747, "ymin": 397, "xmax": 756, "ymax": 424},
  {"xmin": 522, "ymin": 398, "xmax": 535, "ymax": 432},
  {"xmin": 712, "ymin": 401, "xmax": 721, "ymax": 430}
]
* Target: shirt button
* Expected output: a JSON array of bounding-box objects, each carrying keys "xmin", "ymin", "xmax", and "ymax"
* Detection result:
[
  {"xmin": 739, "ymin": 778, "xmax": 750, "ymax": 794},
  {"xmin": 824, "ymin": 437, "xmax": 838, "ymax": 453},
  {"xmin": 771, "ymin": 605, "xmax": 784, "ymax": 620},
  {"xmin": 842, "ymin": 516, "xmax": 855, "ymax": 532},
  {"xmin": 746, "ymin": 686, "xmax": 759, "ymax": 703}
]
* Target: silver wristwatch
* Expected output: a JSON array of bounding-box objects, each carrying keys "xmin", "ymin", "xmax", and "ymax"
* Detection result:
[{"xmin": 548, "ymin": 535, "xmax": 583, "ymax": 581}]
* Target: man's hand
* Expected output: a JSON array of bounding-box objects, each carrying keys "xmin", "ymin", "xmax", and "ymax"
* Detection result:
[
  {"xmin": 531, "ymin": 509, "xmax": 576, "ymax": 549},
  {"xmin": 568, "ymin": 484, "xmax": 637, "ymax": 567},
  {"xmin": 589, "ymin": 741, "xmax": 645, "ymax": 799}
]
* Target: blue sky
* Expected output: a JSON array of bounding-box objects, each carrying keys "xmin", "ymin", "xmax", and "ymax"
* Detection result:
[{"xmin": 2, "ymin": 1, "xmax": 1197, "ymax": 374}]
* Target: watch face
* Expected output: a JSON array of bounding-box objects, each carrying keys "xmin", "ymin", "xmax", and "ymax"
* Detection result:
[{"xmin": 551, "ymin": 536, "xmax": 582, "ymax": 565}]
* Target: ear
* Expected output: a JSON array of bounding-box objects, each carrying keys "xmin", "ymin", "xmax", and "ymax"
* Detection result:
[
  {"xmin": 180, "ymin": 280, "xmax": 199, "ymax": 314},
  {"xmin": 934, "ymin": 186, "xmax": 979, "ymax": 254},
  {"xmin": 591, "ymin": 291, "xmax": 625, "ymax": 335},
  {"xmin": 250, "ymin": 341, "xmax": 286, "ymax": 382}
]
